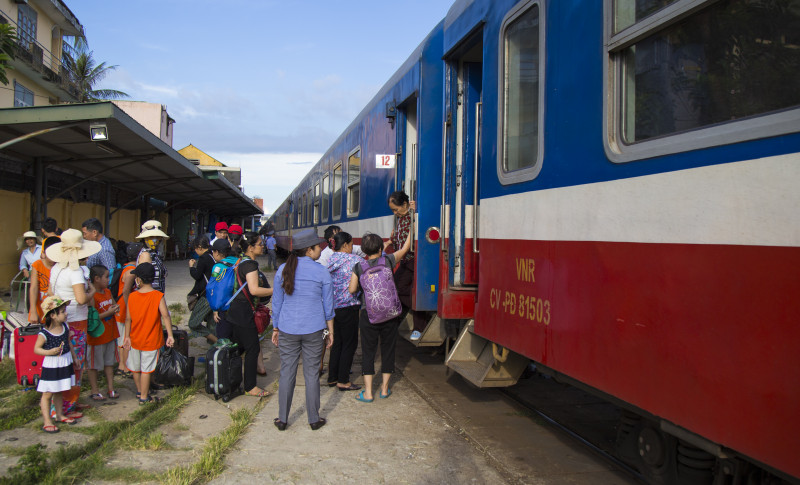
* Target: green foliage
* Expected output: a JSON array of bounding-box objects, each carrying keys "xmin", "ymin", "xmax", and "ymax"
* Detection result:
[
  {"xmin": 0, "ymin": 23, "xmax": 16, "ymax": 86},
  {"xmin": 62, "ymin": 40, "xmax": 129, "ymax": 102},
  {"xmin": 4, "ymin": 443, "xmax": 48, "ymax": 485}
]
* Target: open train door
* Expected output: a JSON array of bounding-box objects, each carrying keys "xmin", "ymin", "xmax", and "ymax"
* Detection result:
[{"xmin": 439, "ymin": 30, "xmax": 483, "ymax": 319}]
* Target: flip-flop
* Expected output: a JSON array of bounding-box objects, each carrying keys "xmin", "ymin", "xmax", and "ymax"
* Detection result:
[
  {"xmin": 59, "ymin": 417, "xmax": 77, "ymax": 425},
  {"xmin": 90, "ymin": 393, "xmax": 106, "ymax": 401},
  {"xmin": 74, "ymin": 403, "xmax": 92, "ymax": 411},
  {"xmin": 379, "ymin": 389, "xmax": 392, "ymax": 399},
  {"xmin": 42, "ymin": 425, "xmax": 60, "ymax": 433},
  {"xmin": 138, "ymin": 396, "xmax": 162, "ymax": 405},
  {"xmin": 65, "ymin": 411, "xmax": 83, "ymax": 419},
  {"xmin": 245, "ymin": 389, "xmax": 271, "ymax": 397},
  {"xmin": 337, "ymin": 384, "xmax": 362, "ymax": 392},
  {"xmin": 108, "ymin": 391, "xmax": 120, "ymax": 399},
  {"xmin": 354, "ymin": 390, "xmax": 373, "ymax": 403}
]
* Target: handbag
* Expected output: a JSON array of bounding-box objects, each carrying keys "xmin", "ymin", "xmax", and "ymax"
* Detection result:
[
  {"xmin": 235, "ymin": 262, "xmax": 271, "ymax": 334},
  {"xmin": 186, "ymin": 294, "xmax": 199, "ymax": 311}
]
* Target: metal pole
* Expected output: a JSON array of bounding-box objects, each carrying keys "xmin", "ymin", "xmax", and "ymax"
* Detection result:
[{"xmin": 33, "ymin": 158, "xmax": 43, "ymax": 230}]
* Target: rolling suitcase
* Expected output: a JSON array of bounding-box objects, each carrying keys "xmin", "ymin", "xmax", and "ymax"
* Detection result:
[
  {"xmin": 14, "ymin": 325, "xmax": 44, "ymax": 387},
  {"xmin": 205, "ymin": 343, "xmax": 242, "ymax": 402},
  {"xmin": 164, "ymin": 326, "xmax": 189, "ymax": 357}
]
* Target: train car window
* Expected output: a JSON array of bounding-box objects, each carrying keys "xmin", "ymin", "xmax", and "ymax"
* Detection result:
[
  {"xmin": 606, "ymin": 0, "xmax": 800, "ymax": 162},
  {"xmin": 347, "ymin": 148, "xmax": 361, "ymax": 215},
  {"xmin": 498, "ymin": 1, "xmax": 544, "ymax": 185},
  {"xmin": 613, "ymin": 0, "xmax": 678, "ymax": 33},
  {"xmin": 312, "ymin": 186, "xmax": 319, "ymax": 225},
  {"xmin": 321, "ymin": 173, "xmax": 330, "ymax": 222},
  {"xmin": 332, "ymin": 162, "xmax": 343, "ymax": 220},
  {"xmin": 306, "ymin": 189, "xmax": 313, "ymax": 225},
  {"xmin": 302, "ymin": 193, "xmax": 307, "ymax": 226}
]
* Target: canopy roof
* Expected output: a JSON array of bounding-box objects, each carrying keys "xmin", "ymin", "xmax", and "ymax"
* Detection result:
[{"xmin": 0, "ymin": 102, "xmax": 261, "ymax": 216}]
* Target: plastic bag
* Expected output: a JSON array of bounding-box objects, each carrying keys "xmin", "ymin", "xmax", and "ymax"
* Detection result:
[{"xmin": 155, "ymin": 346, "xmax": 190, "ymax": 387}]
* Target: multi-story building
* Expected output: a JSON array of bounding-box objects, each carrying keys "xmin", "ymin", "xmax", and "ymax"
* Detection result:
[{"xmin": 0, "ymin": 0, "xmax": 83, "ymax": 107}]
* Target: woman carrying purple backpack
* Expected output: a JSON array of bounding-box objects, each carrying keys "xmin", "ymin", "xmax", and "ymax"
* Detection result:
[{"xmin": 347, "ymin": 230, "xmax": 411, "ymax": 402}]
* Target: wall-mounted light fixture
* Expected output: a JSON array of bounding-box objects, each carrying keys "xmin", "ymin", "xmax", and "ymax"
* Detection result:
[
  {"xmin": 385, "ymin": 101, "xmax": 396, "ymax": 129},
  {"xmin": 89, "ymin": 122, "xmax": 109, "ymax": 141}
]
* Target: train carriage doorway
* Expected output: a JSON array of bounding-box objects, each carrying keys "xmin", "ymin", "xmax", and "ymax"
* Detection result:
[
  {"xmin": 397, "ymin": 95, "xmax": 418, "ymax": 201},
  {"xmin": 445, "ymin": 34, "xmax": 482, "ymax": 288}
]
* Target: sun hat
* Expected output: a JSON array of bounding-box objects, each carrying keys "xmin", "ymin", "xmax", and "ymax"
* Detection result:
[
  {"xmin": 136, "ymin": 220, "xmax": 169, "ymax": 240},
  {"xmin": 16, "ymin": 231, "xmax": 42, "ymax": 251},
  {"xmin": 228, "ymin": 224, "xmax": 243, "ymax": 236},
  {"xmin": 45, "ymin": 228, "xmax": 101, "ymax": 270},
  {"xmin": 291, "ymin": 228, "xmax": 324, "ymax": 251},
  {"xmin": 41, "ymin": 295, "xmax": 70, "ymax": 316},
  {"xmin": 214, "ymin": 222, "xmax": 229, "ymax": 232}
]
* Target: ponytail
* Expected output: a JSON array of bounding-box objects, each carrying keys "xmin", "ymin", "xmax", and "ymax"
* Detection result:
[
  {"xmin": 331, "ymin": 232, "xmax": 352, "ymax": 252},
  {"xmin": 281, "ymin": 248, "xmax": 306, "ymax": 295}
]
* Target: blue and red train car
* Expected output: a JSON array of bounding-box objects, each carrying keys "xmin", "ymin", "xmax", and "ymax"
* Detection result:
[{"xmin": 270, "ymin": 1, "xmax": 800, "ymax": 483}]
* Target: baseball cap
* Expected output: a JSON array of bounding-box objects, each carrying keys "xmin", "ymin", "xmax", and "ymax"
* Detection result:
[
  {"xmin": 228, "ymin": 224, "xmax": 243, "ymax": 236},
  {"xmin": 131, "ymin": 262, "xmax": 155, "ymax": 281},
  {"xmin": 212, "ymin": 238, "xmax": 231, "ymax": 252},
  {"xmin": 215, "ymin": 222, "xmax": 229, "ymax": 232}
]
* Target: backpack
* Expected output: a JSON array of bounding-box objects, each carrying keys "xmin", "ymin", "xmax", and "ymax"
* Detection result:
[
  {"xmin": 110, "ymin": 262, "xmax": 135, "ymax": 301},
  {"xmin": 358, "ymin": 257, "xmax": 402, "ymax": 324},
  {"xmin": 207, "ymin": 259, "xmax": 241, "ymax": 311}
]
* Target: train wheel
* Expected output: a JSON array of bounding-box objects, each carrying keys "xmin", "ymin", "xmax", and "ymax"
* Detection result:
[{"xmin": 676, "ymin": 442, "xmax": 715, "ymax": 484}]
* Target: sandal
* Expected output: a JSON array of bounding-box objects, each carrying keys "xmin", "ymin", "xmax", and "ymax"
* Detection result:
[
  {"xmin": 59, "ymin": 417, "xmax": 77, "ymax": 425},
  {"xmin": 74, "ymin": 403, "xmax": 92, "ymax": 411},
  {"xmin": 138, "ymin": 396, "xmax": 162, "ymax": 405},
  {"xmin": 65, "ymin": 411, "xmax": 83, "ymax": 419},
  {"xmin": 90, "ymin": 393, "xmax": 106, "ymax": 401},
  {"xmin": 273, "ymin": 418, "xmax": 287, "ymax": 431},
  {"xmin": 337, "ymin": 384, "xmax": 362, "ymax": 392},
  {"xmin": 245, "ymin": 389, "xmax": 271, "ymax": 397},
  {"xmin": 42, "ymin": 425, "xmax": 60, "ymax": 433},
  {"xmin": 354, "ymin": 390, "xmax": 373, "ymax": 403},
  {"xmin": 108, "ymin": 390, "xmax": 120, "ymax": 399},
  {"xmin": 379, "ymin": 389, "xmax": 392, "ymax": 399}
]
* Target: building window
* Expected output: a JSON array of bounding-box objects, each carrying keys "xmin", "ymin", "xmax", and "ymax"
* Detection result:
[
  {"xmin": 17, "ymin": 5, "xmax": 37, "ymax": 47},
  {"xmin": 347, "ymin": 148, "xmax": 361, "ymax": 215},
  {"xmin": 332, "ymin": 162, "xmax": 343, "ymax": 219},
  {"xmin": 607, "ymin": 0, "xmax": 800, "ymax": 160},
  {"xmin": 499, "ymin": 1, "xmax": 543, "ymax": 184},
  {"xmin": 14, "ymin": 81, "xmax": 34, "ymax": 107},
  {"xmin": 321, "ymin": 173, "xmax": 330, "ymax": 222}
]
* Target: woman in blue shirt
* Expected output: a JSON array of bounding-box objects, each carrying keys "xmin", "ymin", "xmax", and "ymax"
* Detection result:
[{"xmin": 271, "ymin": 228, "xmax": 334, "ymax": 431}]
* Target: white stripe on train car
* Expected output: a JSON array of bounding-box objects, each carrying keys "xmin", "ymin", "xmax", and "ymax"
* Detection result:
[{"xmin": 481, "ymin": 154, "xmax": 800, "ymax": 247}]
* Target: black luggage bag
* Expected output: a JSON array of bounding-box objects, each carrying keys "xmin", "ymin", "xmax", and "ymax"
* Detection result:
[
  {"xmin": 205, "ymin": 344, "xmax": 242, "ymax": 402},
  {"xmin": 164, "ymin": 326, "xmax": 189, "ymax": 357}
]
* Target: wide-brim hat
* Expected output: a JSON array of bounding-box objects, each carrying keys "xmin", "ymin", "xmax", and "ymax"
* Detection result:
[
  {"xmin": 17, "ymin": 231, "xmax": 42, "ymax": 251},
  {"xmin": 292, "ymin": 228, "xmax": 324, "ymax": 251},
  {"xmin": 45, "ymin": 228, "xmax": 101, "ymax": 270},
  {"xmin": 41, "ymin": 295, "xmax": 70, "ymax": 316},
  {"xmin": 136, "ymin": 220, "xmax": 169, "ymax": 240}
]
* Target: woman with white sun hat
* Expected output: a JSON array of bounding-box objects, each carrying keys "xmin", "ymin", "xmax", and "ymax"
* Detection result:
[
  {"xmin": 133, "ymin": 220, "xmax": 169, "ymax": 294},
  {"xmin": 46, "ymin": 228, "xmax": 101, "ymax": 417}
]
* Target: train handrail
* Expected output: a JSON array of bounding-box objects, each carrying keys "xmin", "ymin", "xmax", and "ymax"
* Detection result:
[{"xmin": 473, "ymin": 102, "xmax": 481, "ymax": 254}]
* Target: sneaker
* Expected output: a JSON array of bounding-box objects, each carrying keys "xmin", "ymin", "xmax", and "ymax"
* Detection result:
[{"xmin": 410, "ymin": 330, "xmax": 421, "ymax": 341}]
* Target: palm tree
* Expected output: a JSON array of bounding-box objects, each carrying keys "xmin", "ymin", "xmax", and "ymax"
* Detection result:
[
  {"xmin": 62, "ymin": 41, "xmax": 128, "ymax": 102},
  {"xmin": 0, "ymin": 23, "xmax": 16, "ymax": 85}
]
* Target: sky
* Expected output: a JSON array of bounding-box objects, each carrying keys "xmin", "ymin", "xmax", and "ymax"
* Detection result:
[{"xmin": 68, "ymin": 0, "xmax": 455, "ymax": 214}]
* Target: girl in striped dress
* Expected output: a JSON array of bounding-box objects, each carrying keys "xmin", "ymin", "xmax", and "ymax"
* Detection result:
[{"xmin": 34, "ymin": 296, "xmax": 80, "ymax": 433}]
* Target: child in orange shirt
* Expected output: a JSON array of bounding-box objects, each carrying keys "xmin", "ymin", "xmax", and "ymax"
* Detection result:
[
  {"xmin": 115, "ymin": 242, "xmax": 140, "ymax": 376},
  {"xmin": 87, "ymin": 266, "xmax": 120, "ymax": 401},
  {"xmin": 28, "ymin": 236, "xmax": 60, "ymax": 323},
  {"xmin": 123, "ymin": 263, "xmax": 174, "ymax": 404}
]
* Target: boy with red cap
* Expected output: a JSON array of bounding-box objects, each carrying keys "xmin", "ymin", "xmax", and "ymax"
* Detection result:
[{"xmin": 211, "ymin": 222, "xmax": 228, "ymax": 245}]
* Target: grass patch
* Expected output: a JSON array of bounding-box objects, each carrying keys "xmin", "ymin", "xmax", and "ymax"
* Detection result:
[
  {"xmin": 91, "ymin": 466, "xmax": 160, "ymax": 483},
  {"xmin": 161, "ymin": 399, "xmax": 265, "ymax": 484},
  {"xmin": 0, "ymin": 382, "xmax": 200, "ymax": 485},
  {"xmin": 0, "ymin": 388, "xmax": 41, "ymax": 431},
  {"xmin": 168, "ymin": 303, "xmax": 187, "ymax": 315},
  {"xmin": 0, "ymin": 359, "xmax": 17, "ymax": 387}
]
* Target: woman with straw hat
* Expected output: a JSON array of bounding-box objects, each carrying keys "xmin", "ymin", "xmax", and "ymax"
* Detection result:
[
  {"xmin": 134, "ymin": 220, "xmax": 169, "ymax": 293},
  {"xmin": 17, "ymin": 230, "xmax": 42, "ymax": 280},
  {"xmin": 47, "ymin": 228, "xmax": 101, "ymax": 417}
]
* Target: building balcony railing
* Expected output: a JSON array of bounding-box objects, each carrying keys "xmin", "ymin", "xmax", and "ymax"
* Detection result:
[{"xmin": 0, "ymin": 10, "xmax": 80, "ymax": 101}]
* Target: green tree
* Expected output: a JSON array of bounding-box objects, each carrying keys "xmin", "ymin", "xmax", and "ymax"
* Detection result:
[
  {"xmin": 63, "ymin": 41, "xmax": 128, "ymax": 102},
  {"xmin": 0, "ymin": 23, "xmax": 16, "ymax": 85}
]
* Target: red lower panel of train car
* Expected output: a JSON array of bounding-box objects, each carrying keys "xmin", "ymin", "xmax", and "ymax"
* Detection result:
[{"xmin": 474, "ymin": 238, "xmax": 800, "ymax": 479}]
